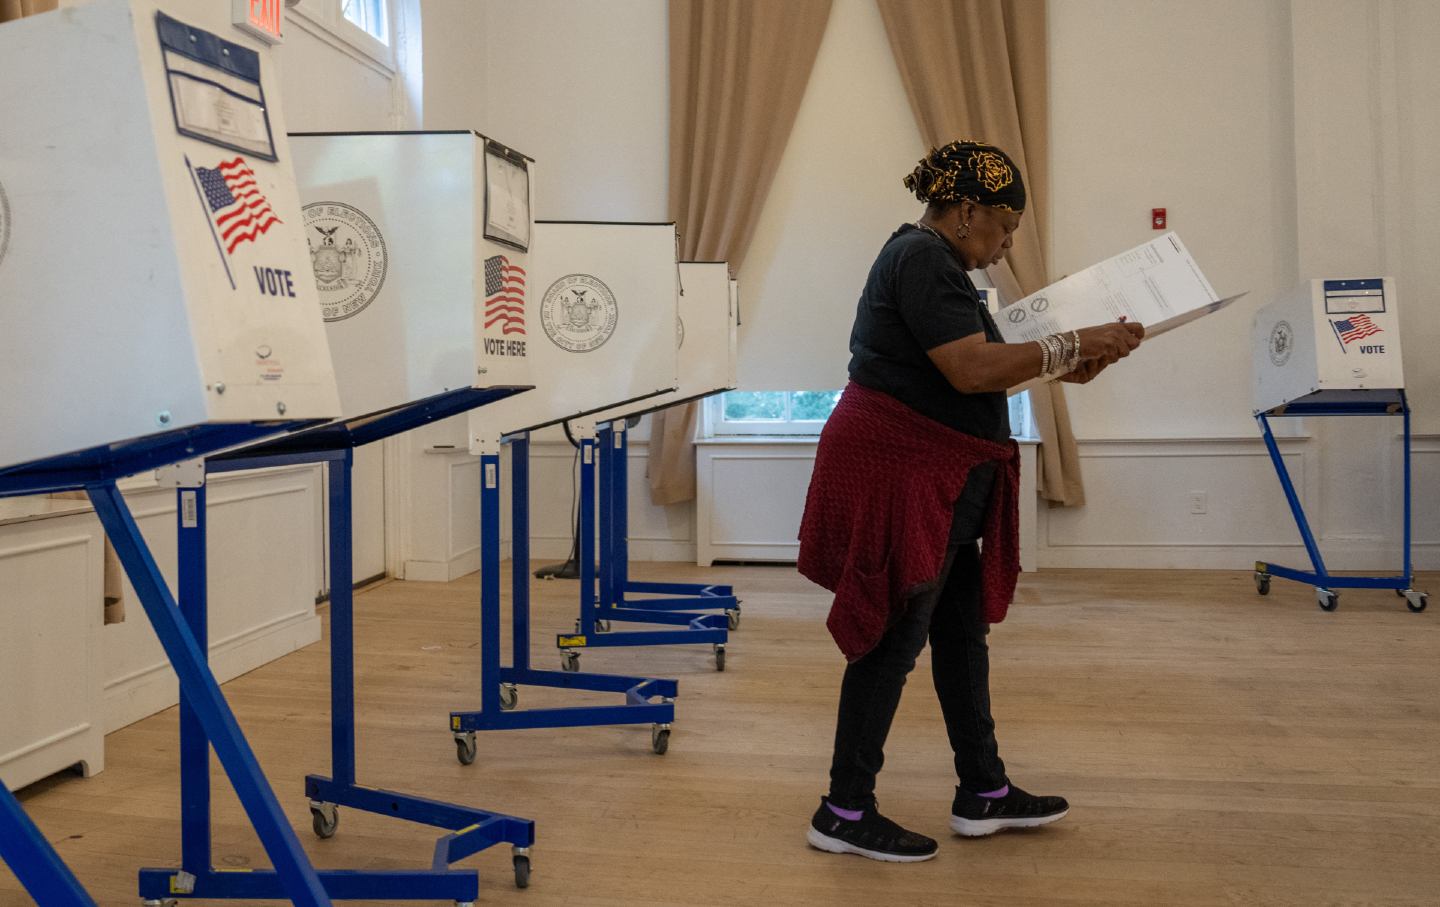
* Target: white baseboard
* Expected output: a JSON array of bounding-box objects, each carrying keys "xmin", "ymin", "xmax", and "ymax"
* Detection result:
[
  {"xmin": 103, "ymin": 610, "xmax": 321, "ymax": 734},
  {"xmin": 528, "ymin": 536, "xmax": 696, "ymax": 563},
  {"xmin": 403, "ymin": 546, "xmax": 481, "ymax": 582},
  {"xmin": 1038, "ymin": 543, "xmax": 1439, "ymax": 572},
  {"xmin": 0, "ymin": 722, "xmax": 104, "ymax": 789}
]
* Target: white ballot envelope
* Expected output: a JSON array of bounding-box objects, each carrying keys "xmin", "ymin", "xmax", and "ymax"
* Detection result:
[
  {"xmin": 997, "ymin": 233, "xmax": 1244, "ymax": 343},
  {"xmin": 998, "ymin": 233, "xmax": 1243, "ymax": 394}
]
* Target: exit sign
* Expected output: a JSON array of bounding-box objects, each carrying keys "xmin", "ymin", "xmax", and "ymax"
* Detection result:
[{"xmin": 232, "ymin": 0, "xmax": 284, "ymax": 44}]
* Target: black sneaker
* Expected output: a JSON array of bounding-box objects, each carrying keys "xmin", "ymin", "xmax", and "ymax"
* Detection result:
[
  {"xmin": 949, "ymin": 784, "xmax": 1069, "ymax": 837},
  {"xmin": 807, "ymin": 797, "xmax": 938, "ymax": 863}
]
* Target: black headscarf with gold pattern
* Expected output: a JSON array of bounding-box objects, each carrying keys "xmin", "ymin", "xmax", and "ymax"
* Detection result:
[{"xmin": 903, "ymin": 140, "xmax": 1026, "ymax": 212}]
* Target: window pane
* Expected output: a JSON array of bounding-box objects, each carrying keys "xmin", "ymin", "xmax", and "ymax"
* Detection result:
[
  {"xmin": 789, "ymin": 390, "xmax": 842, "ymax": 421},
  {"xmin": 1008, "ymin": 390, "xmax": 1032, "ymax": 438},
  {"xmin": 723, "ymin": 391, "xmax": 785, "ymax": 421},
  {"xmin": 341, "ymin": 0, "xmax": 387, "ymax": 41}
]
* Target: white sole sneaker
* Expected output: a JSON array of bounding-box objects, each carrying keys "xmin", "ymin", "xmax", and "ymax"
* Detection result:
[
  {"xmin": 949, "ymin": 807, "xmax": 1069, "ymax": 837},
  {"xmin": 806, "ymin": 826, "xmax": 937, "ymax": 862}
]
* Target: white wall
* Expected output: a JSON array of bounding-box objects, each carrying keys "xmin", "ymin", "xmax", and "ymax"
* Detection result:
[
  {"xmin": 736, "ymin": 0, "xmax": 925, "ymax": 392},
  {"xmin": 1038, "ymin": 0, "xmax": 1439, "ymax": 572}
]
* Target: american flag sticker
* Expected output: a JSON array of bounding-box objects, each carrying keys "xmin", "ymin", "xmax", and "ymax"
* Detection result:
[
  {"xmin": 1332, "ymin": 314, "xmax": 1382, "ymax": 349},
  {"xmin": 484, "ymin": 254, "xmax": 526, "ymax": 335},
  {"xmin": 186, "ymin": 154, "xmax": 282, "ymax": 289},
  {"xmin": 195, "ymin": 156, "xmax": 281, "ymax": 253}
]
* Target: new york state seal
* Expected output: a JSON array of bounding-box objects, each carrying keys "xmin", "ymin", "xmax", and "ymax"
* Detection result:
[
  {"xmin": 541, "ymin": 274, "xmax": 619, "ymax": 352},
  {"xmin": 303, "ymin": 201, "xmax": 388, "ymax": 322}
]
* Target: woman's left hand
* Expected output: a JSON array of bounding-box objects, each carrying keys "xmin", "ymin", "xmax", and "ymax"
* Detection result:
[{"xmin": 1060, "ymin": 358, "xmax": 1109, "ymax": 384}]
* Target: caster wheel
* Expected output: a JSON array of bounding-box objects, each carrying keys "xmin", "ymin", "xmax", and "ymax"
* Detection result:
[
  {"xmin": 714, "ymin": 644, "xmax": 726, "ymax": 672},
  {"xmin": 309, "ymin": 802, "xmax": 338, "ymax": 839},
  {"xmin": 1404, "ymin": 590, "xmax": 1428, "ymax": 613},
  {"xmin": 727, "ymin": 609, "xmax": 741, "ymax": 631},
  {"xmin": 597, "ymin": 619, "xmax": 611, "ymax": 633},
  {"xmin": 1316, "ymin": 589, "xmax": 1339, "ymax": 612},
  {"xmin": 454, "ymin": 732, "xmax": 477, "ymax": 766},
  {"xmin": 561, "ymin": 651, "xmax": 581, "ymax": 672},
  {"xmin": 1254, "ymin": 572, "xmax": 1270, "ymax": 596},
  {"xmin": 499, "ymin": 683, "xmax": 519, "ymax": 711},
  {"xmin": 513, "ymin": 854, "xmax": 531, "ymax": 889},
  {"xmin": 651, "ymin": 724, "xmax": 671, "ymax": 755}
]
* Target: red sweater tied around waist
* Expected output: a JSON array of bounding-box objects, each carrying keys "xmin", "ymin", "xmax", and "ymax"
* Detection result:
[{"xmin": 797, "ymin": 382, "xmax": 1021, "ymax": 662}]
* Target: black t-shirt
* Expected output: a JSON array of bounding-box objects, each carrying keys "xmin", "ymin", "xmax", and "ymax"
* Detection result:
[{"xmin": 847, "ymin": 223, "xmax": 1010, "ymax": 442}]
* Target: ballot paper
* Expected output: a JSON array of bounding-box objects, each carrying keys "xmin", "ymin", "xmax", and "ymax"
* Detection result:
[{"xmin": 997, "ymin": 232, "xmax": 1244, "ymax": 343}]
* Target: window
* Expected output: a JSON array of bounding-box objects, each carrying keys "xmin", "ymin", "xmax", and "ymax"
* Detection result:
[
  {"xmin": 341, "ymin": 0, "xmax": 387, "ymax": 43},
  {"xmin": 707, "ymin": 389, "xmax": 1036, "ymax": 439},
  {"xmin": 290, "ymin": 0, "xmax": 393, "ymax": 68}
]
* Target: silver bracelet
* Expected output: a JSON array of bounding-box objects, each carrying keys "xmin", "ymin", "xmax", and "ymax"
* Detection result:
[{"xmin": 1035, "ymin": 338, "xmax": 1051, "ymax": 376}]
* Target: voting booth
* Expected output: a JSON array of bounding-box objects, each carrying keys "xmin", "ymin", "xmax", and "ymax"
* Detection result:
[
  {"xmin": 470, "ymin": 220, "xmax": 679, "ymax": 441},
  {"xmin": 1249, "ymin": 278, "xmax": 1425, "ymax": 613},
  {"xmin": 0, "ymin": 3, "xmax": 346, "ymax": 904},
  {"xmin": 590, "ymin": 263, "xmax": 742, "ymax": 642},
  {"xmin": 289, "ymin": 131, "xmax": 535, "ymax": 417},
  {"xmin": 170, "ymin": 130, "xmax": 543, "ymax": 900},
  {"xmin": 451, "ymin": 222, "xmax": 692, "ymax": 761},
  {"xmin": 1252, "ymin": 278, "xmax": 1405, "ymax": 415},
  {"xmin": 0, "ymin": 0, "xmax": 340, "ymax": 477}
]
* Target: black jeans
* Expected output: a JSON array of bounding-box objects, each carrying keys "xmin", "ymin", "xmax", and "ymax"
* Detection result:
[{"xmin": 827, "ymin": 500, "xmax": 1007, "ymax": 807}]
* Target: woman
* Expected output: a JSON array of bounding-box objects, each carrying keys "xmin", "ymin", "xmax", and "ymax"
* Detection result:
[{"xmin": 798, "ymin": 141, "xmax": 1145, "ymax": 863}]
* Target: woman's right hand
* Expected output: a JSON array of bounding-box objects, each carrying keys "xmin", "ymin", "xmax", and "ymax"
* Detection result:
[{"xmin": 1076, "ymin": 322, "xmax": 1145, "ymax": 363}]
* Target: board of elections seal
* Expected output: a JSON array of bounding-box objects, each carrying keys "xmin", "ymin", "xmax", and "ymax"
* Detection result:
[
  {"xmin": 1269, "ymin": 320, "xmax": 1294, "ymax": 367},
  {"xmin": 0, "ymin": 179, "xmax": 11, "ymax": 272},
  {"xmin": 302, "ymin": 202, "xmax": 387, "ymax": 322},
  {"xmin": 541, "ymin": 274, "xmax": 619, "ymax": 352}
]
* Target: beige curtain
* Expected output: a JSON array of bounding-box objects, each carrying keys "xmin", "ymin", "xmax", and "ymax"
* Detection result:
[
  {"xmin": 877, "ymin": 0, "xmax": 1084, "ymax": 506},
  {"xmin": 652, "ymin": 0, "xmax": 833, "ymax": 505},
  {"xmin": 0, "ymin": 0, "xmax": 56, "ymax": 22}
]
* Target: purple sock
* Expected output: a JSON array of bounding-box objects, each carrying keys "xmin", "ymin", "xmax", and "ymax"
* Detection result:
[
  {"xmin": 826, "ymin": 801, "xmax": 865, "ymax": 821},
  {"xmin": 978, "ymin": 785, "xmax": 1010, "ymax": 799}
]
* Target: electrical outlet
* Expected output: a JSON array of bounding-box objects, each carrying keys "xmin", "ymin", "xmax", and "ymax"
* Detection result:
[{"xmin": 1188, "ymin": 491, "xmax": 1208, "ymax": 515}]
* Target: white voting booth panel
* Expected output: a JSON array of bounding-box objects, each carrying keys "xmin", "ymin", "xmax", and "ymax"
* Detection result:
[
  {"xmin": 1252, "ymin": 278, "xmax": 1404, "ymax": 413},
  {"xmin": 0, "ymin": 0, "xmax": 340, "ymax": 471},
  {"xmin": 470, "ymin": 221, "xmax": 679, "ymax": 445},
  {"xmin": 591, "ymin": 262, "xmax": 737, "ymax": 423},
  {"xmin": 289, "ymin": 132, "xmax": 535, "ymax": 418}
]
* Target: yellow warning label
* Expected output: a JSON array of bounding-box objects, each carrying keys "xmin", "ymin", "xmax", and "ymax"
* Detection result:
[
  {"xmin": 451, "ymin": 716, "xmax": 461, "ymax": 730},
  {"xmin": 558, "ymin": 635, "xmax": 587, "ymax": 647},
  {"xmin": 455, "ymin": 823, "xmax": 481, "ymax": 836}
]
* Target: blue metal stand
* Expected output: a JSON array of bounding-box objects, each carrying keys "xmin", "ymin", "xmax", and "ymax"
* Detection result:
[
  {"xmin": 0, "ymin": 425, "xmax": 333, "ymax": 907},
  {"xmin": 0, "ymin": 781, "xmax": 94, "ymax": 906},
  {"xmin": 1253, "ymin": 388, "xmax": 1428, "ymax": 612},
  {"xmin": 130, "ymin": 387, "xmax": 536, "ymax": 902},
  {"xmin": 594, "ymin": 422, "xmax": 741, "ymax": 633},
  {"xmin": 554, "ymin": 425, "xmax": 729, "ymax": 672},
  {"xmin": 447, "ymin": 433, "xmax": 678, "ymax": 758}
]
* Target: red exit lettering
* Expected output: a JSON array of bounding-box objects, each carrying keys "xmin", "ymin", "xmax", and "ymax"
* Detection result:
[{"xmin": 248, "ymin": 0, "xmax": 282, "ymax": 40}]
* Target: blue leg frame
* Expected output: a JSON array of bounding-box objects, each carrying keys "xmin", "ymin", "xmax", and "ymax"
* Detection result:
[
  {"xmin": 87, "ymin": 482, "xmax": 334, "ymax": 907},
  {"xmin": 594, "ymin": 424, "xmax": 739, "ymax": 625},
  {"xmin": 138, "ymin": 449, "xmax": 535, "ymax": 901},
  {"xmin": 554, "ymin": 427, "xmax": 729, "ymax": 666},
  {"xmin": 449, "ymin": 434, "xmax": 678, "ymax": 742},
  {"xmin": 1254, "ymin": 390, "xmax": 1426, "ymax": 609},
  {"xmin": 0, "ymin": 781, "xmax": 94, "ymax": 906}
]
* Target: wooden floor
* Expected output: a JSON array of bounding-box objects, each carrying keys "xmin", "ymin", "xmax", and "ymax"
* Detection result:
[{"xmin": 4, "ymin": 563, "xmax": 1439, "ymax": 906}]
